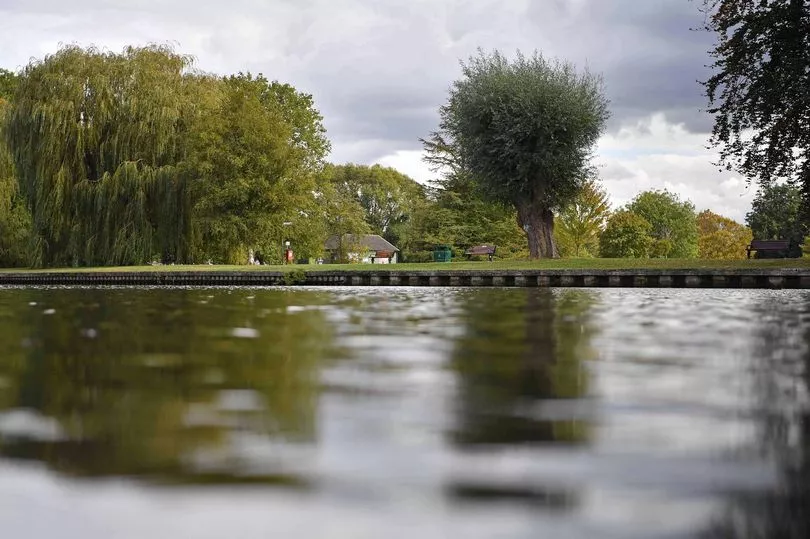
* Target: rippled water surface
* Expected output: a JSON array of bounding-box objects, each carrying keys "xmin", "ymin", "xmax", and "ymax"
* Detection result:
[{"xmin": 0, "ymin": 286, "xmax": 808, "ymax": 538}]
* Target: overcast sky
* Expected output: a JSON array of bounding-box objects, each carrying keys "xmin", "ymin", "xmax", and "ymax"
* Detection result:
[{"xmin": 0, "ymin": 0, "xmax": 757, "ymax": 221}]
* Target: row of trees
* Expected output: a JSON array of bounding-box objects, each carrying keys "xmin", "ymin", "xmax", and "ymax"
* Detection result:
[
  {"xmin": 2, "ymin": 46, "xmax": 338, "ymax": 266},
  {"xmin": 1, "ymin": 0, "xmax": 806, "ymax": 268},
  {"xmin": 0, "ymin": 46, "xmax": 444, "ymax": 267},
  {"xmin": 557, "ymin": 180, "xmax": 809, "ymax": 260},
  {"xmin": 551, "ymin": 182, "xmax": 753, "ymax": 260},
  {"xmin": 1, "ymin": 45, "xmax": 572, "ymax": 267}
]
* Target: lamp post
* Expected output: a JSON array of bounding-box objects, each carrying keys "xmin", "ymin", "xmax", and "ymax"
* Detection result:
[{"xmin": 281, "ymin": 221, "xmax": 292, "ymax": 265}]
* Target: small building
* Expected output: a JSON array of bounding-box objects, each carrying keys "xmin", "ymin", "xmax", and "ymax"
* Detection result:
[{"xmin": 324, "ymin": 234, "xmax": 399, "ymax": 264}]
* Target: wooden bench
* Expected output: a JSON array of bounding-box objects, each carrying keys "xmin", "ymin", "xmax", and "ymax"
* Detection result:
[
  {"xmin": 464, "ymin": 245, "xmax": 497, "ymax": 261},
  {"xmin": 747, "ymin": 239, "xmax": 790, "ymax": 259}
]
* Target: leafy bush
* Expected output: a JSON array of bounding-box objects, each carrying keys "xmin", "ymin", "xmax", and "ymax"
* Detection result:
[
  {"xmin": 282, "ymin": 268, "xmax": 307, "ymax": 285},
  {"xmin": 599, "ymin": 210, "xmax": 653, "ymax": 258}
]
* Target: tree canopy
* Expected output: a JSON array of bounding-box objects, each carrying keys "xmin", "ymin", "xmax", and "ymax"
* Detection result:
[
  {"xmin": 599, "ymin": 210, "xmax": 653, "ymax": 258},
  {"xmin": 431, "ymin": 49, "xmax": 609, "ymax": 258},
  {"xmin": 627, "ymin": 190, "xmax": 698, "ymax": 258},
  {"xmin": 5, "ymin": 45, "xmax": 199, "ymax": 266},
  {"xmin": 320, "ymin": 163, "xmax": 425, "ymax": 245},
  {"xmin": 554, "ymin": 178, "xmax": 611, "ymax": 258},
  {"xmin": 188, "ymin": 73, "xmax": 325, "ymax": 264},
  {"xmin": 697, "ymin": 210, "xmax": 752, "ymax": 259},
  {"xmin": 0, "ymin": 68, "xmax": 18, "ymax": 101},
  {"xmin": 700, "ymin": 0, "xmax": 810, "ymax": 213},
  {"xmin": 746, "ymin": 182, "xmax": 804, "ymax": 255}
]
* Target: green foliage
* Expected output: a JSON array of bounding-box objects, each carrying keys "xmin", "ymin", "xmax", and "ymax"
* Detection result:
[
  {"xmin": 700, "ymin": 0, "xmax": 810, "ymax": 198},
  {"xmin": 314, "ymin": 170, "xmax": 371, "ymax": 263},
  {"xmin": 697, "ymin": 210, "xmax": 752, "ymax": 259},
  {"xmin": 5, "ymin": 45, "xmax": 197, "ymax": 266},
  {"xmin": 0, "ymin": 68, "xmax": 19, "ymax": 101},
  {"xmin": 599, "ymin": 210, "xmax": 653, "ymax": 258},
  {"xmin": 320, "ymin": 163, "xmax": 424, "ymax": 245},
  {"xmin": 802, "ymin": 236, "xmax": 810, "ymax": 258},
  {"xmin": 0, "ymin": 100, "xmax": 31, "ymax": 267},
  {"xmin": 400, "ymin": 170, "xmax": 528, "ymax": 261},
  {"xmin": 650, "ymin": 238, "xmax": 674, "ymax": 259},
  {"xmin": 282, "ymin": 268, "xmax": 307, "ymax": 285},
  {"xmin": 3, "ymin": 45, "xmax": 332, "ymax": 267},
  {"xmin": 555, "ymin": 178, "xmax": 611, "ymax": 258},
  {"xmin": 188, "ymin": 73, "xmax": 316, "ymax": 264},
  {"xmin": 746, "ymin": 183, "xmax": 804, "ymax": 252},
  {"xmin": 627, "ymin": 190, "xmax": 698, "ymax": 258},
  {"xmin": 265, "ymin": 81, "xmax": 330, "ymax": 173},
  {"xmin": 434, "ymin": 49, "xmax": 609, "ymax": 258}
]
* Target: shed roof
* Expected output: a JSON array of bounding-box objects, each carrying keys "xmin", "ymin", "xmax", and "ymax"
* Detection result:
[{"xmin": 324, "ymin": 234, "xmax": 399, "ymax": 252}]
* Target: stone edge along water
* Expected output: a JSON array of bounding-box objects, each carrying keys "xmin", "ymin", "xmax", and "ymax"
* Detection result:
[{"xmin": 1, "ymin": 268, "xmax": 810, "ymax": 288}]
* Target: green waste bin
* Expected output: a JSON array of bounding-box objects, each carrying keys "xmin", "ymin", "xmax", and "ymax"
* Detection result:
[{"xmin": 433, "ymin": 245, "xmax": 452, "ymax": 262}]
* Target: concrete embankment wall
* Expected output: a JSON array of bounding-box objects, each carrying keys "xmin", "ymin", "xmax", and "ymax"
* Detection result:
[{"xmin": 1, "ymin": 269, "xmax": 810, "ymax": 288}]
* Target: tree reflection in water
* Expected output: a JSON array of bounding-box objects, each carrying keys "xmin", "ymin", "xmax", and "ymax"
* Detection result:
[
  {"xmin": 446, "ymin": 288, "xmax": 599, "ymax": 507},
  {"xmin": 0, "ymin": 288, "xmax": 334, "ymax": 485}
]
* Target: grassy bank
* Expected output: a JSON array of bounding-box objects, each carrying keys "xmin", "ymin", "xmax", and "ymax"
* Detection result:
[{"xmin": 2, "ymin": 258, "xmax": 810, "ymax": 273}]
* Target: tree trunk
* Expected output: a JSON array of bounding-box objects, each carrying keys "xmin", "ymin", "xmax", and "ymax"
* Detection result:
[{"xmin": 516, "ymin": 199, "xmax": 559, "ymax": 259}]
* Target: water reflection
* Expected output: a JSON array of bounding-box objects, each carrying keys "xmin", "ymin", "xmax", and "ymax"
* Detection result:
[
  {"xmin": 449, "ymin": 289, "xmax": 597, "ymax": 446},
  {"xmin": 0, "ymin": 288, "xmax": 332, "ymax": 484},
  {"xmin": 698, "ymin": 294, "xmax": 810, "ymax": 539},
  {"xmin": 445, "ymin": 289, "xmax": 598, "ymax": 510},
  {"xmin": 0, "ymin": 286, "xmax": 809, "ymax": 538}
]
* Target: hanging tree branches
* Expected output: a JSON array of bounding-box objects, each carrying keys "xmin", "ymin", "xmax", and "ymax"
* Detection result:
[{"xmin": 5, "ymin": 45, "xmax": 201, "ymax": 266}]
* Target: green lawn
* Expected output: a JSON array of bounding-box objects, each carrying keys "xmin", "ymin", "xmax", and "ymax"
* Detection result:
[{"xmin": 2, "ymin": 258, "xmax": 810, "ymax": 273}]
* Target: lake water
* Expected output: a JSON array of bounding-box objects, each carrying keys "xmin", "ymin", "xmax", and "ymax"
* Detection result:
[{"xmin": 0, "ymin": 286, "xmax": 807, "ymax": 538}]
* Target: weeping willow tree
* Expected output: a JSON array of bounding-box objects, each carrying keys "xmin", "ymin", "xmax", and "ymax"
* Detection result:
[
  {"xmin": 0, "ymin": 96, "xmax": 32, "ymax": 267},
  {"xmin": 4, "ymin": 45, "xmax": 200, "ymax": 266}
]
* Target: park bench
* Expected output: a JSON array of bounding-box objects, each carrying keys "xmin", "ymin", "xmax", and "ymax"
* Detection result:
[
  {"xmin": 464, "ymin": 244, "xmax": 497, "ymax": 261},
  {"xmin": 747, "ymin": 239, "xmax": 790, "ymax": 259}
]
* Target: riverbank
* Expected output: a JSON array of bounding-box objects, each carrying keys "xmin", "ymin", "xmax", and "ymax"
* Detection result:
[
  {"xmin": 2, "ymin": 259, "xmax": 810, "ymax": 288},
  {"xmin": 1, "ymin": 258, "xmax": 810, "ymax": 273}
]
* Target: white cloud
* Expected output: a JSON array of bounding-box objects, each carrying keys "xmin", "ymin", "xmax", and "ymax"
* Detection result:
[
  {"xmin": 596, "ymin": 114, "xmax": 756, "ymax": 222},
  {"xmin": 375, "ymin": 150, "xmax": 439, "ymax": 185}
]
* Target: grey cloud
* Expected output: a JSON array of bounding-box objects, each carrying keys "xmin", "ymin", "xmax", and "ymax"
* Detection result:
[
  {"xmin": 525, "ymin": 0, "xmax": 716, "ymax": 133},
  {"xmin": 0, "ymin": 0, "xmax": 719, "ymax": 164}
]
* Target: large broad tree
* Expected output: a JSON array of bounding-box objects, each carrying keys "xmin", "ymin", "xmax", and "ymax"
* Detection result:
[
  {"xmin": 433, "ymin": 49, "xmax": 609, "ymax": 258},
  {"xmin": 699, "ymin": 0, "xmax": 810, "ymax": 215},
  {"xmin": 188, "ymin": 73, "xmax": 326, "ymax": 264}
]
